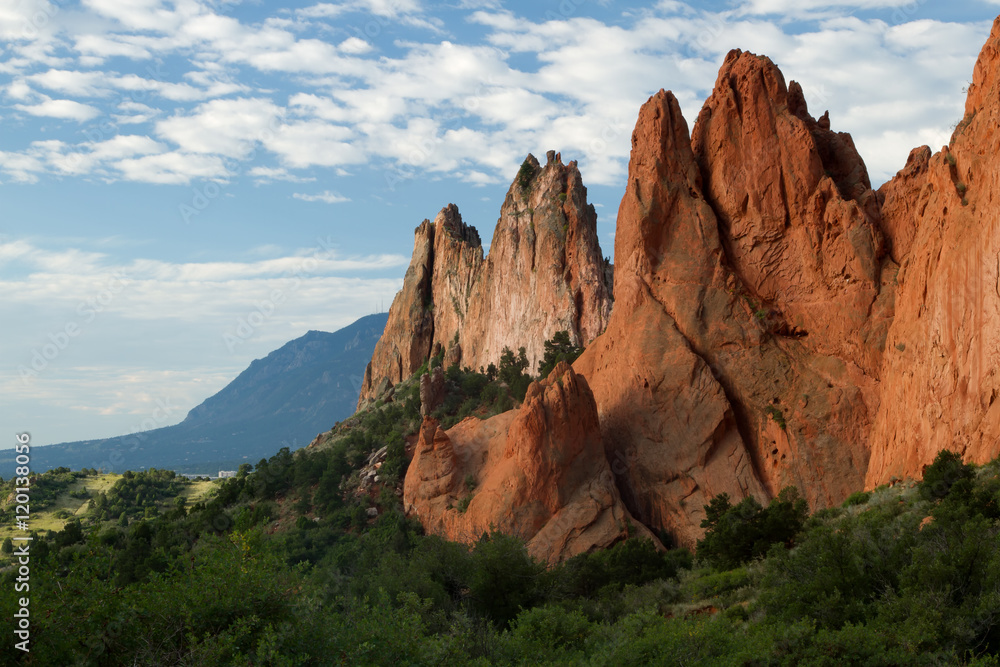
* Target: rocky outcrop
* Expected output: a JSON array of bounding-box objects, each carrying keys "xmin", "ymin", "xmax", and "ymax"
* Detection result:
[
  {"xmin": 575, "ymin": 51, "xmax": 892, "ymax": 545},
  {"xmin": 358, "ymin": 206, "xmax": 481, "ymax": 406},
  {"xmin": 358, "ymin": 154, "xmax": 612, "ymax": 408},
  {"xmin": 692, "ymin": 51, "xmax": 888, "ymax": 378},
  {"xmin": 573, "ymin": 89, "xmax": 768, "ymax": 547},
  {"xmin": 877, "ymin": 146, "xmax": 931, "ymax": 264},
  {"xmin": 403, "ymin": 363, "xmax": 655, "ymax": 563},
  {"xmin": 866, "ymin": 17, "xmax": 1000, "ymax": 486},
  {"xmin": 419, "ymin": 366, "xmax": 446, "ymax": 417},
  {"xmin": 381, "ymin": 17, "xmax": 1000, "ymax": 549},
  {"xmin": 459, "ymin": 153, "xmax": 613, "ymax": 375}
]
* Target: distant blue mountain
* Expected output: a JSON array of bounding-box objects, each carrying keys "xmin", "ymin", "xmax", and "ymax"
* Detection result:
[{"xmin": 13, "ymin": 313, "xmax": 388, "ymax": 475}]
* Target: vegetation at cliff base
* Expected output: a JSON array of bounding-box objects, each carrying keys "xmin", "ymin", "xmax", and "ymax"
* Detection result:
[{"xmin": 6, "ymin": 392, "xmax": 1000, "ymax": 665}]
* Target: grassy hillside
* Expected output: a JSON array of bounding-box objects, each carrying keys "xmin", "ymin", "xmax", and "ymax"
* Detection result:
[{"xmin": 0, "ymin": 470, "xmax": 217, "ymax": 540}]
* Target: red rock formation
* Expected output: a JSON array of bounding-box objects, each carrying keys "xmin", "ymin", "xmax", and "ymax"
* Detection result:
[
  {"xmin": 359, "ymin": 205, "xmax": 483, "ymax": 407},
  {"xmin": 403, "ymin": 363, "xmax": 654, "ymax": 562},
  {"xmin": 460, "ymin": 152, "xmax": 612, "ymax": 375},
  {"xmin": 359, "ymin": 218, "xmax": 439, "ymax": 403},
  {"xmin": 576, "ymin": 52, "xmax": 891, "ymax": 545},
  {"xmin": 877, "ymin": 146, "xmax": 931, "ymax": 264},
  {"xmin": 691, "ymin": 50, "xmax": 887, "ymax": 377},
  {"xmin": 359, "ymin": 154, "xmax": 612, "ymax": 408},
  {"xmin": 574, "ymin": 89, "xmax": 767, "ymax": 547},
  {"xmin": 866, "ymin": 17, "xmax": 1000, "ymax": 486},
  {"xmin": 385, "ymin": 17, "xmax": 1000, "ymax": 549}
]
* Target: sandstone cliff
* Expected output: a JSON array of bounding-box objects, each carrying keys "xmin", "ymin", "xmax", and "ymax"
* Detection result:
[
  {"xmin": 358, "ymin": 204, "xmax": 483, "ymax": 403},
  {"xmin": 403, "ymin": 362, "xmax": 654, "ymax": 563},
  {"xmin": 380, "ymin": 16, "xmax": 1000, "ymax": 552},
  {"xmin": 358, "ymin": 152, "xmax": 612, "ymax": 408},
  {"xmin": 575, "ymin": 51, "xmax": 892, "ymax": 545},
  {"xmin": 866, "ymin": 17, "xmax": 1000, "ymax": 486}
]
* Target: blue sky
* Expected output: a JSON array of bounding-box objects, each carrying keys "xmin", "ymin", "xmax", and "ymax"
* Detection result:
[{"xmin": 2, "ymin": 0, "xmax": 999, "ymax": 448}]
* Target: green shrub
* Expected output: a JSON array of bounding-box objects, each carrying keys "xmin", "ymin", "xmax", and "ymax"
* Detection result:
[
  {"xmin": 498, "ymin": 346, "xmax": 532, "ymax": 401},
  {"xmin": 920, "ymin": 449, "xmax": 974, "ymax": 501},
  {"xmin": 697, "ymin": 487, "xmax": 808, "ymax": 569},
  {"xmin": 843, "ymin": 490, "xmax": 871, "ymax": 507},
  {"xmin": 506, "ymin": 604, "xmax": 591, "ymax": 661},
  {"xmin": 537, "ymin": 330, "xmax": 583, "ymax": 379},
  {"xmin": 469, "ymin": 533, "xmax": 545, "ymax": 626},
  {"xmin": 517, "ymin": 159, "xmax": 536, "ymax": 194},
  {"xmin": 764, "ymin": 405, "xmax": 786, "ymax": 429}
]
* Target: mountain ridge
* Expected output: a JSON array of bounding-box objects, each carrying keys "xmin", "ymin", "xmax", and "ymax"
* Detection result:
[{"xmin": 8, "ymin": 313, "xmax": 388, "ymax": 474}]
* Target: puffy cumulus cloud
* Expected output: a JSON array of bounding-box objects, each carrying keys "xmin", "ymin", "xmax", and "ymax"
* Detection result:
[
  {"xmin": 15, "ymin": 97, "xmax": 101, "ymax": 121},
  {"xmin": 81, "ymin": 0, "xmax": 195, "ymax": 33},
  {"xmin": 155, "ymin": 97, "xmax": 284, "ymax": 158},
  {"xmin": 339, "ymin": 36, "xmax": 373, "ymax": 54},
  {"xmin": 296, "ymin": 0, "xmax": 442, "ymax": 32},
  {"xmin": 73, "ymin": 33, "xmax": 153, "ymax": 61},
  {"xmin": 0, "ymin": 150, "xmax": 47, "ymax": 183},
  {"xmin": 0, "ymin": 134, "xmax": 165, "ymax": 178},
  {"xmin": 29, "ymin": 69, "xmax": 109, "ymax": 96},
  {"xmin": 114, "ymin": 151, "xmax": 230, "ymax": 184},
  {"xmin": 292, "ymin": 190, "xmax": 351, "ymax": 203},
  {"xmin": 114, "ymin": 100, "xmax": 160, "ymax": 124},
  {"xmin": 0, "ymin": 0, "xmax": 994, "ymax": 189},
  {"xmin": 0, "ymin": 0, "xmax": 56, "ymax": 41},
  {"xmin": 264, "ymin": 120, "xmax": 365, "ymax": 168}
]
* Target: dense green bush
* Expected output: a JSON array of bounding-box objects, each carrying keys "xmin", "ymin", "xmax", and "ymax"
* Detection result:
[
  {"xmin": 921, "ymin": 449, "xmax": 975, "ymax": 500},
  {"xmin": 696, "ymin": 486, "xmax": 808, "ymax": 569}
]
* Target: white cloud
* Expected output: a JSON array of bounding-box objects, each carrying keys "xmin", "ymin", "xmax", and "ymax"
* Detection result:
[
  {"xmin": 265, "ymin": 120, "xmax": 364, "ymax": 168},
  {"xmin": 339, "ymin": 36, "xmax": 373, "ymax": 54},
  {"xmin": 81, "ymin": 0, "xmax": 192, "ymax": 32},
  {"xmin": 297, "ymin": 0, "xmax": 425, "ymax": 20},
  {"xmin": 156, "ymin": 98, "xmax": 284, "ymax": 158},
  {"xmin": 74, "ymin": 33, "xmax": 153, "ymax": 60},
  {"xmin": 0, "ymin": 151, "xmax": 46, "ymax": 183},
  {"xmin": 249, "ymin": 166, "xmax": 316, "ymax": 184},
  {"xmin": 16, "ymin": 97, "xmax": 101, "ymax": 121},
  {"xmin": 114, "ymin": 151, "xmax": 230, "ymax": 184},
  {"xmin": 29, "ymin": 69, "xmax": 108, "ymax": 96},
  {"xmin": 114, "ymin": 100, "xmax": 160, "ymax": 124},
  {"xmin": 0, "ymin": 0, "xmax": 992, "ymax": 189},
  {"xmin": 292, "ymin": 190, "xmax": 350, "ymax": 203},
  {"xmin": 0, "ymin": 238, "xmax": 406, "ymax": 444},
  {"xmin": 0, "ymin": 238, "xmax": 408, "ymax": 311}
]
